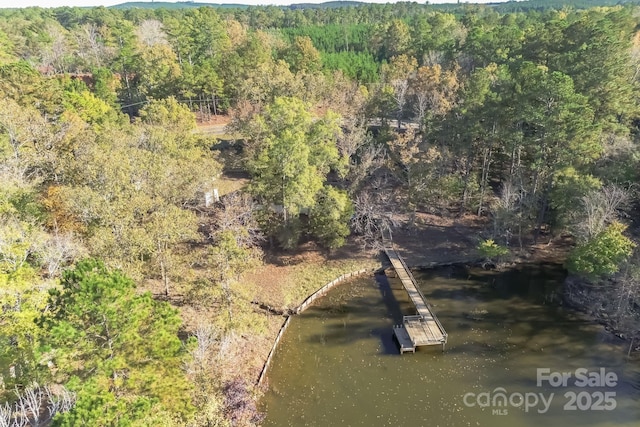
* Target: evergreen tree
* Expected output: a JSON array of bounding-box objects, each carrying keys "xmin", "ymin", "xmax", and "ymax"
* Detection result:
[{"xmin": 40, "ymin": 259, "xmax": 194, "ymax": 426}]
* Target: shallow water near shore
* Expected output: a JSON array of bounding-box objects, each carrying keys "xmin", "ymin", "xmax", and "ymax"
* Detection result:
[{"xmin": 260, "ymin": 264, "xmax": 640, "ymax": 427}]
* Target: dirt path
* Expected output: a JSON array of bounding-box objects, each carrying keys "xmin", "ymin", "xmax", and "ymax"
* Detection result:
[
  {"xmin": 195, "ymin": 115, "xmax": 231, "ymax": 136},
  {"xmin": 388, "ymin": 212, "xmax": 483, "ymax": 267},
  {"xmin": 196, "ymin": 123, "xmax": 228, "ymax": 136}
]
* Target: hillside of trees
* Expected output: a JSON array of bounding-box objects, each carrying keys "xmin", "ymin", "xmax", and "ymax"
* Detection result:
[
  {"xmin": 1, "ymin": 2, "xmax": 640, "ymax": 425},
  {"xmin": 105, "ymin": 0, "xmax": 640, "ymax": 13}
]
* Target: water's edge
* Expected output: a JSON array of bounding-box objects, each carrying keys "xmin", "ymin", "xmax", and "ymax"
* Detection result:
[
  {"xmin": 257, "ymin": 268, "xmax": 374, "ymax": 387},
  {"xmin": 261, "ymin": 263, "xmax": 640, "ymax": 427},
  {"xmin": 256, "ymin": 260, "xmax": 484, "ymax": 387}
]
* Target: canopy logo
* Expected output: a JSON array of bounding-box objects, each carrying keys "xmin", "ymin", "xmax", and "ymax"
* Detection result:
[
  {"xmin": 462, "ymin": 368, "xmax": 618, "ymax": 416},
  {"xmin": 463, "ymin": 388, "xmax": 553, "ymax": 415}
]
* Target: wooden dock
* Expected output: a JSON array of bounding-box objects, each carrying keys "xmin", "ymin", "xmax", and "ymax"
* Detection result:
[{"xmin": 383, "ymin": 238, "xmax": 448, "ymax": 353}]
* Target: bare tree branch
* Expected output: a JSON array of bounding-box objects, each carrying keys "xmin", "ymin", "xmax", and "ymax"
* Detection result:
[{"xmin": 577, "ymin": 185, "xmax": 630, "ymax": 242}]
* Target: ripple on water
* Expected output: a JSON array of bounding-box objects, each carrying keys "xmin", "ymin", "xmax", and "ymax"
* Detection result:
[{"xmin": 261, "ymin": 265, "xmax": 640, "ymax": 427}]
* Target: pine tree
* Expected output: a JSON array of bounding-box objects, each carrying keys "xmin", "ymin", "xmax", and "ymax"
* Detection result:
[{"xmin": 40, "ymin": 259, "xmax": 193, "ymax": 426}]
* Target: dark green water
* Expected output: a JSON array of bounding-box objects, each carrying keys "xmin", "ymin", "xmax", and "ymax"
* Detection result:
[{"xmin": 261, "ymin": 264, "xmax": 640, "ymax": 427}]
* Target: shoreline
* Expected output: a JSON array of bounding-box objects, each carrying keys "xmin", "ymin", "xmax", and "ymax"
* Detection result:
[
  {"xmin": 248, "ymin": 217, "xmax": 580, "ymax": 403},
  {"xmin": 562, "ymin": 275, "xmax": 640, "ymax": 355},
  {"xmin": 256, "ymin": 268, "xmax": 374, "ymax": 387},
  {"xmin": 254, "ymin": 253, "xmax": 551, "ymax": 390},
  {"xmin": 255, "ymin": 250, "xmax": 640, "ymax": 395}
]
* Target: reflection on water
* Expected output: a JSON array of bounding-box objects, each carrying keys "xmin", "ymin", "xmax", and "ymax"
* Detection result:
[{"xmin": 261, "ymin": 264, "xmax": 640, "ymax": 427}]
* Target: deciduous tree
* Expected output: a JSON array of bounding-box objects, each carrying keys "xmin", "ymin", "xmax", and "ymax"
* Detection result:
[
  {"xmin": 567, "ymin": 222, "xmax": 635, "ymax": 279},
  {"xmin": 246, "ymin": 97, "xmax": 344, "ymax": 247}
]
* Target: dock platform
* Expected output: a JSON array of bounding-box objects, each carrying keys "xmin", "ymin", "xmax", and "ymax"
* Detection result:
[{"xmin": 383, "ymin": 237, "xmax": 448, "ymax": 353}]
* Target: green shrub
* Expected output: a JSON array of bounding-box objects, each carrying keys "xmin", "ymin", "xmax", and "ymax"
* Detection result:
[
  {"xmin": 477, "ymin": 239, "xmax": 509, "ymax": 261},
  {"xmin": 566, "ymin": 222, "xmax": 635, "ymax": 278}
]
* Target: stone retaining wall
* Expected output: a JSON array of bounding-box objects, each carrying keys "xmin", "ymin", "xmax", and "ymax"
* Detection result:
[{"xmin": 257, "ymin": 268, "xmax": 372, "ymax": 387}]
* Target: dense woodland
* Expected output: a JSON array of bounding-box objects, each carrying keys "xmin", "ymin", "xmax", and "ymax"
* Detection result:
[{"xmin": 1, "ymin": 1, "xmax": 640, "ymax": 425}]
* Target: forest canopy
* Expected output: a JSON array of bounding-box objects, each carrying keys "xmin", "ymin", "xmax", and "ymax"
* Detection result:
[{"xmin": 1, "ymin": 1, "xmax": 640, "ymax": 425}]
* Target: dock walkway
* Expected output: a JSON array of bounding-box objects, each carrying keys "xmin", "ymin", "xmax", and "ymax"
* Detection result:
[{"xmin": 383, "ymin": 237, "xmax": 447, "ymax": 353}]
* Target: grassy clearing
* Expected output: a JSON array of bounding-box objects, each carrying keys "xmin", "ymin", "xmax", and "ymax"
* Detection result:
[
  {"xmin": 245, "ymin": 254, "xmax": 379, "ymax": 310},
  {"xmin": 281, "ymin": 258, "xmax": 378, "ymax": 306},
  {"xmin": 214, "ymin": 174, "xmax": 249, "ymax": 196}
]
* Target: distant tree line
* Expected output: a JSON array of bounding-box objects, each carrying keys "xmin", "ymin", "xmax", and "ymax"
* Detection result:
[{"xmin": 1, "ymin": 2, "xmax": 640, "ymax": 425}]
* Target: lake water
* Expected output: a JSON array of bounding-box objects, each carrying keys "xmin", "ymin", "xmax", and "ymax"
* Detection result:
[{"xmin": 260, "ymin": 264, "xmax": 640, "ymax": 427}]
